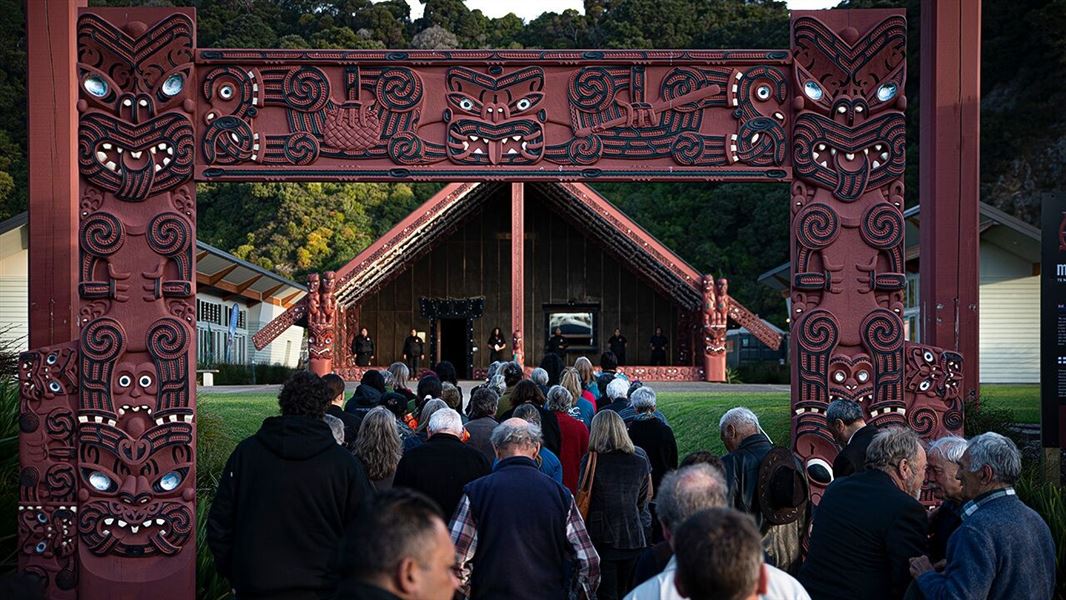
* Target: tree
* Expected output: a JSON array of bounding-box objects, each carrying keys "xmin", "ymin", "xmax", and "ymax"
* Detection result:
[{"xmin": 411, "ymin": 24, "xmax": 460, "ymax": 49}]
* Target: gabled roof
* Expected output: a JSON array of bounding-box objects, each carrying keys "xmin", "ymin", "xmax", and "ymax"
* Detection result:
[
  {"xmin": 255, "ymin": 182, "xmax": 780, "ymax": 350},
  {"xmin": 758, "ymin": 201, "xmax": 1041, "ymax": 291}
]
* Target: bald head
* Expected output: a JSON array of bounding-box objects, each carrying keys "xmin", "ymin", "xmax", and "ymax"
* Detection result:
[{"xmin": 491, "ymin": 417, "xmax": 543, "ymax": 460}]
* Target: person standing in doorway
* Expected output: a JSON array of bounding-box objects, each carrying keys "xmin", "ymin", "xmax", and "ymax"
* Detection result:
[
  {"xmin": 608, "ymin": 328, "xmax": 628, "ymax": 366},
  {"xmin": 488, "ymin": 327, "xmax": 507, "ymax": 363},
  {"xmin": 403, "ymin": 328, "xmax": 425, "ymax": 373},
  {"xmin": 649, "ymin": 328, "xmax": 668, "ymax": 366},
  {"xmin": 354, "ymin": 327, "xmax": 375, "ymax": 366},
  {"xmin": 547, "ymin": 327, "xmax": 568, "ymax": 362}
]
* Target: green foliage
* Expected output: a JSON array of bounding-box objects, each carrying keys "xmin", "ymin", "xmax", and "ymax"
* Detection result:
[
  {"xmin": 0, "ymin": 378, "xmax": 19, "ymax": 573},
  {"xmin": 736, "ymin": 360, "xmax": 790, "ymax": 384},
  {"xmin": 200, "ymin": 362, "xmax": 298, "ymax": 385},
  {"xmin": 1015, "ymin": 468, "xmax": 1066, "ymax": 600}
]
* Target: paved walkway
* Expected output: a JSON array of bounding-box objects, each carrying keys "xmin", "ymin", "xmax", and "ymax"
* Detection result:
[{"xmin": 197, "ymin": 381, "xmax": 788, "ymax": 395}]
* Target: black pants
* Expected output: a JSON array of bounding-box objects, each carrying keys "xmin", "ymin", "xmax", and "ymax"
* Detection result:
[
  {"xmin": 355, "ymin": 353, "xmax": 372, "ymax": 366},
  {"xmin": 599, "ymin": 554, "xmax": 639, "ymax": 600},
  {"xmin": 407, "ymin": 357, "xmax": 420, "ymax": 374},
  {"xmin": 650, "ymin": 350, "xmax": 666, "ymax": 366}
]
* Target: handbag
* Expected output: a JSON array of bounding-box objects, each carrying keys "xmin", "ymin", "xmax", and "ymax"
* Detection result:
[{"xmin": 575, "ymin": 451, "xmax": 598, "ymax": 519}]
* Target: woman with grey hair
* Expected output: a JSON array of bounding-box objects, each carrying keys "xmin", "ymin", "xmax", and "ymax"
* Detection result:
[
  {"xmin": 927, "ymin": 435, "xmax": 968, "ymax": 561},
  {"xmin": 546, "ymin": 385, "xmax": 590, "ymax": 493},
  {"xmin": 580, "ymin": 410, "xmax": 652, "ymax": 600},
  {"xmin": 353, "ymin": 406, "xmax": 403, "ymax": 490},
  {"xmin": 323, "ymin": 414, "xmax": 346, "ymax": 446},
  {"xmin": 414, "ymin": 398, "xmax": 448, "ymax": 443},
  {"xmin": 624, "ymin": 386, "xmax": 677, "ymax": 491}
]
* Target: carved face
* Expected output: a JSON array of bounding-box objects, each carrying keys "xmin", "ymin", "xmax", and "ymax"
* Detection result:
[
  {"xmin": 828, "ymin": 354, "xmax": 873, "ymax": 403},
  {"xmin": 77, "ymin": 421, "xmax": 193, "ymax": 557},
  {"xmin": 793, "ymin": 113, "xmax": 905, "ymax": 202},
  {"xmin": 445, "ymin": 67, "xmax": 545, "ymax": 165},
  {"xmin": 112, "ymin": 360, "xmax": 159, "ymax": 425},
  {"xmin": 76, "ymin": 14, "xmax": 195, "ymax": 202},
  {"xmin": 20, "ymin": 505, "xmax": 77, "ymax": 561}
]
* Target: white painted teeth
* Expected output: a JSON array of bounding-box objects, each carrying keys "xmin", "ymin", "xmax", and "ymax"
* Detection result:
[
  {"xmin": 130, "ymin": 526, "xmax": 139, "ymax": 534},
  {"xmin": 521, "ymin": 141, "xmax": 528, "ymax": 151},
  {"xmin": 157, "ymin": 143, "xmax": 167, "ymax": 150},
  {"xmin": 512, "ymin": 135, "xmax": 521, "ymax": 141},
  {"xmin": 154, "ymin": 164, "xmax": 162, "ymax": 172},
  {"xmin": 812, "ymin": 151, "xmax": 820, "ymax": 160},
  {"xmin": 96, "ymin": 151, "xmax": 108, "ymax": 162},
  {"xmin": 150, "ymin": 147, "xmax": 157, "ymax": 154},
  {"xmin": 130, "ymin": 151, "xmax": 142, "ymax": 159},
  {"xmin": 817, "ymin": 143, "xmax": 826, "ymax": 151},
  {"xmin": 155, "ymin": 518, "xmax": 165, "ymax": 526},
  {"xmin": 142, "ymin": 521, "xmax": 151, "ymax": 527},
  {"xmin": 102, "ymin": 143, "xmax": 112, "ymax": 150},
  {"xmin": 751, "ymin": 133, "xmax": 760, "ymax": 143},
  {"xmin": 830, "ymin": 148, "xmax": 837, "ymax": 156},
  {"xmin": 104, "ymin": 161, "xmax": 117, "ymax": 172},
  {"xmin": 462, "ymin": 141, "xmax": 469, "ymax": 150},
  {"xmin": 819, "ymin": 161, "xmax": 828, "ymax": 168},
  {"xmin": 473, "ymin": 148, "xmax": 483, "ymax": 154},
  {"xmin": 872, "ymin": 160, "xmax": 881, "ymax": 169},
  {"xmin": 874, "ymin": 144, "xmax": 882, "ymax": 151},
  {"xmin": 104, "ymin": 518, "xmax": 114, "ymax": 525},
  {"xmin": 880, "ymin": 152, "xmax": 889, "ymax": 161},
  {"xmin": 117, "ymin": 520, "xmax": 127, "ymax": 528},
  {"xmin": 864, "ymin": 148, "xmax": 869, "ymax": 155},
  {"xmin": 162, "ymin": 157, "xmax": 171, "ymax": 166},
  {"xmin": 507, "ymin": 148, "xmax": 517, "ymax": 154},
  {"xmin": 845, "ymin": 153, "xmax": 854, "ymax": 160},
  {"xmin": 116, "ymin": 147, "xmax": 123, "ymax": 154},
  {"xmin": 469, "ymin": 135, "xmax": 478, "ymax": 141}
]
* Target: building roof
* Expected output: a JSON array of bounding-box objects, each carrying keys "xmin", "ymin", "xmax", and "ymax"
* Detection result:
[
  {"xmin": 195, "ymin": 241, "xmax": 306, "ymax": 306},
  {"xmin": 254, "ymin": 182, "xmax": 781, "ymax": 351},
  {"xmin": 4, "ymin": 212, "xmax": 304, "ymax": 306},
  {"xmin": 758, "ymin": 201, "xmax": 1041, "ymax": 291}
]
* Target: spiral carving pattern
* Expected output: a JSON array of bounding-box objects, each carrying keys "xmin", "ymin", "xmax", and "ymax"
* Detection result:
[
  {"xmin": 80, "ymin": 318, "xmax": 125, "ymax": 363},
  {"xmin": 147, "ymin": 318, "xmax": 188, "ymax": 361},
  {"xmin": 861, "ymin": 203, "xmax": 904, "ymax": 249},
  {"xmin": 570, "ymin": 68, "xmax": 616, "ymax": 110},
  {"xmin": 862, "ymin": 309, "xmax": 902, "ymax": 353},
  {"xmin": 281, "ymin": 66, "xmax": 330, "ymax": 112},
  {"xmin": 798, "ymin": 309, "xmax": 838, "ymax": 354},
  {"xmin": 80, "ymin": 213, "xmax": 124, "ymax": 257},
  {"xmin": 376, "ymin": 68, "xmax": 423, "ymax": 111},
  {"xmin": 795, "ymin": 204, "xmax": 839, "ymax": 249},
  {"xmin": 146, "ymin": 213, "xmax": 191, "ymax": 257}
]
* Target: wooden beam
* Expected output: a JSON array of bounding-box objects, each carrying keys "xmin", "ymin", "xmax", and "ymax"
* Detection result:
[
  {"xmin": 259, "ymin": 282, "xmax": 285, "ymax": 299},
  {"xmin": 232, "ymin": 273, "xmax": 264, "ymax": 294},
  {"xmin": 27, "ymin": 0, "xmax": 86, "ymax": 347},
  {"xmin": 206, "ymin": 263, "xmax": 239, "ymax": 285},
  {"xmin": 511, "ymin": 182, "xmax": 525, "ymax": 365},
  {"xmin": 281, "ymin": 290, "xmax": 303, "ymax": 306},
  {"xmin": 196, "ymin": 250, "xmax": 209, "ymax": 262},
  {"xmin": 919, "ymin": 0, "xmax": 981, "ymax": 405}
]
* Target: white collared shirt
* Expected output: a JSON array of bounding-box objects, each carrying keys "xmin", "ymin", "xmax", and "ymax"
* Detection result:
[{"xmin": 623, "ymin": 556, "xmax": 811, "ymax": 600}]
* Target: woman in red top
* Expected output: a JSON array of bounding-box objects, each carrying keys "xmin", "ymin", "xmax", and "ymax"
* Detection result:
[{"xmin": 545, "ymin": 384, "xmax": 590, "ymax": 493}]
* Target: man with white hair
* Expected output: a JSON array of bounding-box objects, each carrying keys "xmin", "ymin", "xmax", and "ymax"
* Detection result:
[
  {"xmin": 603, "ymin": 376, "xmax": 633, "ymax": 413},
  {"xmin": 909, "ymin": 432, "xmax": 1055, "ymax": 600},
  {"xmin": 625, "ymin": 465, "xmax": 809, "ymax": 600},
  {"xmin": 393, "ymin": 408, "xmax": 490, "ymax": 519},
  {"xmin": 925, "ymin": 435, "xmax": 968, "ymax": 562},
  {"xmin": 798, "ymin": 427, "xmax": 928, "ymax": 600},
  {"xmin": 451, "ymin": 418, "xmax": 600, "ymax": 600},
  {"xmin": 719, "ymin": 407, "xmax": 774, "ymax": 527},
  {"xmin": 625, "ymin": 386, "xmax": 678, "ymax": 490}
]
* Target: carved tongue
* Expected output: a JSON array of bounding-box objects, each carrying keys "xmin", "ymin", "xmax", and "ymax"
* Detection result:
[
  {"xmin": 116, "ymin": 157, "xmax": 155, "ymax": 202},
  {"xmin": 488, "ymin": 139, "xmax": 501, "ymax": 165},
  {"xmin": 833, "ymin": 151, "xmax": 869, "ymax": 201}
]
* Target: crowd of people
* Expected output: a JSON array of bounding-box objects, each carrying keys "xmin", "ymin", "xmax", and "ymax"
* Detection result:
[{"xmin": 206, "ymin": 353, "xmax": 1056, "ymax": 600}]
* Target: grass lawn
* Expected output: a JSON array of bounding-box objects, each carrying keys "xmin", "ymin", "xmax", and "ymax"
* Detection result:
[{"xmin": 196, "ymin": 383, "xmax": 1041, "ymax": 468}]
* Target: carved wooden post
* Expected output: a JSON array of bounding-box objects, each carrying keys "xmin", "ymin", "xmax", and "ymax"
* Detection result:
[
  {"xmin": 511, "ymin": 182, "xmax": 525, "ymax": 367},
  {"xmin": 307, "ymin": 271, "xmax": 337, "ymax": 375},
  {"xmin": 789, "ymin": 10, "xmax": 908, "ymax": 501},
  {"xmin": 701, "ymin": 275, "xmax": 728, "ymax": 382},
  {"xmin": 74, "ymin": 7, "xmax": 198, "ymax": 598}
]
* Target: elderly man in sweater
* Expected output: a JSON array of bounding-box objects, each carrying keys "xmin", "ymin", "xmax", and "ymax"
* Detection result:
[{"xmin": 909, "ymin": 432, "xmax": 1055, "ymax": 600}]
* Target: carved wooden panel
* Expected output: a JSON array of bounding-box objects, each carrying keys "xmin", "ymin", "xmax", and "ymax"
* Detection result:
[
  {"xmin": 194, "ymin": 50, "xmax": 792, "ymax": 182},
  {"xmin": 75, "ymin": 8, "xmax": 197, "ymax": 599}
]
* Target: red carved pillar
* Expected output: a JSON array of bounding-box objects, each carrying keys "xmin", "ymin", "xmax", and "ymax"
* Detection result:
[
  {"xmin": 919, "ymin": 0, "xmax": 981, "ymax": 406},
  {"xmin": 511, "ymin": 182, "xmax": 525, "ymax": 366},
  {"xmin": 72, "ymin": 7, "xmax": 198, "ymax": 598},
  {"xmin": 307, "ymin": 271, "xmax": 338, "ymax": 375},
  {"xmin": 701, "ymin": 275, "xmax": 727, "ymax": 382},
  {"xmin": 789, "ymin": 10, "xmax": 908, "ymax": 501}
]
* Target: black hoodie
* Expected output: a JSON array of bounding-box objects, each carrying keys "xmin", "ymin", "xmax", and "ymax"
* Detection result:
[{"xmin": 208, "ymin": 415, "xmax": 373, "ymax": 599}]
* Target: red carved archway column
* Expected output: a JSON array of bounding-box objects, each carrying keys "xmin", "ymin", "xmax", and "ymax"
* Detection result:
[
  {"xmin": 74, "ymin": 8, "xmax": 198, "ymax": 598},
  {"xmin": 701, "ymin": 274, "xmax": 728, "ymax": 382}
]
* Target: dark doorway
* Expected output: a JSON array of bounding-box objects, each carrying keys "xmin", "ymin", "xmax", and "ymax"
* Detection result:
[{"xmin": 439, "ymin": 318, "xmax": 470, "ymax": 378}]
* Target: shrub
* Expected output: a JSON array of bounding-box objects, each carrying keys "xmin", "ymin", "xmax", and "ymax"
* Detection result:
[
  {"xmin": 735, "ymin": 361, "xmax": 789, "ymax": 384},
  {"xmin": 200, "ymin": 362, "xmax": 297, "ymax": 386}
]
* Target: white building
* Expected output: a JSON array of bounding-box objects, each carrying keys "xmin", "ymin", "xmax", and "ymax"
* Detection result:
[
  {"xmin": 0, "ymin": 213, "xmax": 305, "ymax": 367},
  {"xmin": 759, "ymin": 202, "xmax": 1040, "ymax": 384}
]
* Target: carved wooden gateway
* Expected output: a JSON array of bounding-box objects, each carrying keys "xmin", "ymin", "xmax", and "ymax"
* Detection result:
[{"xmin": 20, "ymin": 5, "xmax": 969, "ymax": 597}]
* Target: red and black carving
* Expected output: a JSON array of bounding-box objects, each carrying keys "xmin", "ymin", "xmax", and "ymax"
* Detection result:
[
  {"xmin": 18, "ymin": 343, "xmax": 81, "ymax": 599},
  {"xmin": 77, "ymin": 13, "xmax": 195, "ymax": 202},
  {"xmin": 444, "ymin": 67, "xmax": 545, "ymax": 165},
  {"xmin": 307, "ymin": 272, "xmax": 338, "ymax": 372}
]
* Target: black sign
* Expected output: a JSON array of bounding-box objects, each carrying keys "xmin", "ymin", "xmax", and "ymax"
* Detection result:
[{"xmin": 1041, "ymin": 194, "xmax": 1066, "ymax": 448}]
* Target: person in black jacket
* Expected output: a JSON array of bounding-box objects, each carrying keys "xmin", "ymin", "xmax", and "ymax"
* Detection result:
[
  {"xmin": 826, "ymin": 398, "xmax": 879, "ymax": 478},
  {"xmin": 595, "ymin": 351, "xmax": 620, "ymax": 407},
  {"xmin": 402, "ymin": 329, "xmax": 425, "ymax": 373},
  {"xmin": 392, "ymin": 408, "xmax": 491, "ymax": 520},
  {"xmin": 797, "ymin": 427, "xmax": 929, "ymax": 600},
  {"xmin": 624, "ymin": 386, "xmax": 678, "ymax": 491},
  {"xmin": 648, "ymin": 327, "xmax": 668, "ymax": 366},
  {"xmin": 608, "ymin": 328, "xmax": 627, "ymax": 366},
  {"xmin": 487, "ymin": 327, "xmax": 507, "ymax": 363},
  {"xmin": 546, "ymin": 327, "xmax": 568, "ymax": 361},
  {"xmin": 345, "ymin": 369, "xmax": 386, "ymax": 428},
  {"xmin": 323, "ymin": 373, "xmax": 359, "ymax": 449},
  {"xmin": 353, "ymin": 327, "xmax": 374, "ymax": 366},
  {"xmin": 718, "ymin": 407, "xmax": 773, "ymax": 529},
  {"xmin": 207, "ymin": 371, "xmax": 373, "ymax": 599}
]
